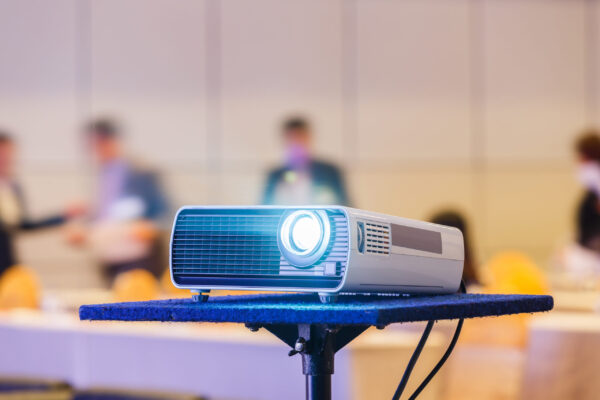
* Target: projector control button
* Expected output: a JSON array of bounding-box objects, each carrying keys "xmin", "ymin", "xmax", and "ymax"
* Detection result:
[{"xmin": 324, "ymin": 262, "xmax": 337, "ymax": 276}]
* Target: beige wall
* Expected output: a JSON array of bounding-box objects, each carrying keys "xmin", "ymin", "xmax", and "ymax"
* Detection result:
[{"xmin": 0, "ymin": 0, "xmax": 593, "ymax": 288}]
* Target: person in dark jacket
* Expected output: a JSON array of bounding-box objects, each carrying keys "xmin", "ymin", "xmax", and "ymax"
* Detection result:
[
  {"xmin": 0, "ymin": 132, "xmax": 82, "ymax": 278},
  {"xmin": 68, "ymin": 119, "xmax": 169, "ymax": 283},
  {"xmin": 262, "ymin": 117, "xmax": 350, "ymax": 206},
  {"xmin": 575, "ymin": 130, "xmax": 600, "ymax": 252}
]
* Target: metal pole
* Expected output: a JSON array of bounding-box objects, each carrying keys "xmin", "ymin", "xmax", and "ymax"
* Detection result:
[
  {"xmin": 300, "ymin": 324, "xmax": 335, "ymax": 400},
  {"xmin": 306, "ymin": 374, "xmax": 332, "ymax": 400},
  {"xmin": 259, "ymin": 323, "xmax": 368, "ymax": 400}
]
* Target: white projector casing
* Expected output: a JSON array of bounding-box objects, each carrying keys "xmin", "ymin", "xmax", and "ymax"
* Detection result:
[{"xmin": 170, "ymin": 206, "xmax": 464, "ymax": 300}]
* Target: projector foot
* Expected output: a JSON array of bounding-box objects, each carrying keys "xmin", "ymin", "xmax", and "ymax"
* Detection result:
[
  {"xmin": 318, "ymin": 293, "xmax": 338, "ymax": 304},
  {"xmin": 191, "ymin": 290, "xmax": 210, "ymax": 303}
]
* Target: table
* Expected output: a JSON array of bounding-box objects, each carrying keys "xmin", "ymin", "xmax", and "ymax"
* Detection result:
[
  {"xmin": 80, "ymin": 293, "xmax": 553, "ymax": 400},
  {"xmin": 522, "ymin": 311, "xmax": 600, "ymax": 400}
]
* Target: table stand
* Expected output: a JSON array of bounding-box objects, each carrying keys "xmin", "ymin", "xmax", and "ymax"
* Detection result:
[
  {"xmin": 249, "ymin": 323, "xmax": 368, "ymax": 400},
  {"xmin": 80, "ymin": 293, "xmax": 553, "ymax": 400}
]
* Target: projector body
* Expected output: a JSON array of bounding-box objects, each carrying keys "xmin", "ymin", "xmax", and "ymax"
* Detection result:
[{"xmin": 170, "ymin": 206, "xmax": 464, "ymax": 302}]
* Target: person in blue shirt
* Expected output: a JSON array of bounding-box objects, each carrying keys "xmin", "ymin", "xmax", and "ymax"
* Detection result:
[
  {"xmin": 262, "ymin": 117, "xmax": 350, "ymax": 206},
  {"xmin": 68, "ymin": 118, "xmax": 169, "ymax": 283}
]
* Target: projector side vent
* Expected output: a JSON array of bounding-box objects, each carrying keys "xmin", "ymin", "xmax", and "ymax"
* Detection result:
[{"xmin": 364, "ymin": 221, "xmax": 391, "ymax": 255}]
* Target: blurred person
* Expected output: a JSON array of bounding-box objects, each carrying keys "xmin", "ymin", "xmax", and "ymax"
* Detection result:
[
  {"xmin": 575, "ymin": 130, "xmax": 600, "ymax": 252},
  {"xmin": 430, "ymin": 210, "xmax": 480, "ymax": 287},
  {"xmin": 552, "ymin": 130, "xmax": 600, "ymax": 284},
  {"xmin": 0, "ymin": 131, "xmax": 83, "ymax": 278},
  {"xmin": 262, "ymin": 117, "xmax": 350, "ymax": 205},
  {"xmin": 68, "ymin": 118, "xmax": 169, "ymax": 284}
]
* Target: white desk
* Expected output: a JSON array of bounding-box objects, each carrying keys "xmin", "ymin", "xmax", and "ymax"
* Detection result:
[
  {"xmin": 550, "ymin": 290, "xmax": 600, "ymax": 313},
  {"xmin": 0, "ymin": 310, "xmax": 444, "ymax": 400},
  {"xmin": 522, "ymin": 312, "xmax": 600, "ymax": 400}
]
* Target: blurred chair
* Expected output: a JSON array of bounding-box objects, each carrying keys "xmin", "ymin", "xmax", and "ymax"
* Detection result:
[
  {"xmin": 460, "ymin": 251, "xmax": 549, "ymax": 347},
  {"xmin": 73, "ymin": 389, "xmax": 204, "ymax": 400},
  {"xmin": 445, "ymin": 252, "xmax": 550, "ymax": 399},
  {"xmin": 485, "ymin": 251, "xmax": 549, "ymax": 295},
  {"xmin": 113, "ymin": 269, "xmax": 159, "ymax": 302},
  {"xmin": 0, "ymin": 265, "xmax": 41, "ymax": 310},
  {"xmin": 0, "ymin": 377, "xmax": 70, "ymax": 400}
]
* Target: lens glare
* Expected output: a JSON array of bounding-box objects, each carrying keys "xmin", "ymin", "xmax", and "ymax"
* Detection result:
[
  {"xmin": 291, "ymin": 215, "xmax": 321, "ymax": 252},
  {"xmin": 278, "ymin": 210, "xmax": 331, "ymax": 268}
]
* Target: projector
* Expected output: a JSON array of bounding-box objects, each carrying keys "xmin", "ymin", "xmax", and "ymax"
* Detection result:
[{"xmin": 170, "ymin": 206, "xmax": 464, "ymax": 303}]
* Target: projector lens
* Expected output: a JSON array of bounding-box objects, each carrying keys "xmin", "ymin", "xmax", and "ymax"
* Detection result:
[
  {"xmin": 278, "ymin": 210, "xmax": 331, "ymax": 267},
  {"xmin": 291, "ymin": 214, "xmax": 321, "ymax": 252}
]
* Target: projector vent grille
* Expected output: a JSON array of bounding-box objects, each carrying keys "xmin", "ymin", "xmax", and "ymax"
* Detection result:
[
  {"xmin": 171, "ymin": 212, "xmax": 282, "ymax": 275},
  {"xmin": 364, "ymin": 222, "xmax": 391, "ymax": 255},
  {"xmin": 171, "ymin": 208, "xmax": 348, "ymax": 289}
]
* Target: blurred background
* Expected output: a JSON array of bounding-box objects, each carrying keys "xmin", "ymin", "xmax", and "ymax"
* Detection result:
[
  {"xmin": 0, "ymin": 0, "xmax": 598, "ymax": 399},
  {"xmin": 1, "ymin": 0, "xmax": 590, "ymax": 288}
]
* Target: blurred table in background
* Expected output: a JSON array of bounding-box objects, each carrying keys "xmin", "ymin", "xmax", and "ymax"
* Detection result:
[
  {"xmin": 522, "ymin": 311, "xmax": 600, "ymax": 400},
  {"xmin": 0, "ymin": 309, "xmax": 445, "ymax": 400},
  {"xmin": 551, "ymin": 290, "xmax": 600, "ymax": 312},
  {"xmin": 444, "ymin": 345, "xmax": 525, "ymax": 400},
  {"xmin": 1, "ymin": 289, "xmax": 577, "ymax": 400}
]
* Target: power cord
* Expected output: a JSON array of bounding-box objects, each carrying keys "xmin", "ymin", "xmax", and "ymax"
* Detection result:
[
  {"xmin": 392, "ymin": 320, "xmax": 435, "ymax": 399},
  {"xmin": 392, "ymin": 281, "xmax": 467, "ymax": 400}
]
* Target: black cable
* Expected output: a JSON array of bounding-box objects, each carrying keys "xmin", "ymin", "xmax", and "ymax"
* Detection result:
[
  {"xmin": 407, "ymin": 281, "xmax": 467, "ymax": 400},
  {"xmin": 408, "ymin": 318, "xmax": 464, "ymax": 399},
  {"xmin": 392, "ymin": 320, "xmax": 435, "ymax": 400},
  {"xmin": 391, "ymin": 281, "xmax": 467, "ymax": 400}
]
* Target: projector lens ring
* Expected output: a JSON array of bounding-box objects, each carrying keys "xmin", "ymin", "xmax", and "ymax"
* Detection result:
[{"xmin": 278, "ymin": 210, "xmax": 331, "ymax": 268}]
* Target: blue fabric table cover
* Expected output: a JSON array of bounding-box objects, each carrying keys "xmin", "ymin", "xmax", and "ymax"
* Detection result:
[{"xmin": 79, "ymin": 293, "xmax": 553, "ymax": 326}]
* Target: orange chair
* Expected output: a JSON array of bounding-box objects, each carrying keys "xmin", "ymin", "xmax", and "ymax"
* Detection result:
[
  {"xmin": 0, "ymin": 265, "xmax": 41, "ymax": 310},
  {"xmin": 113, "ymin": 269, "xmax": 159, "ymax": 302},
  {"xmin": 160, "ymin": 268, "xmax": 189, "ymax": 297},
  {"xmin": 461, "ymin": 251, "xmax": 549, "ymax": 347}
]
